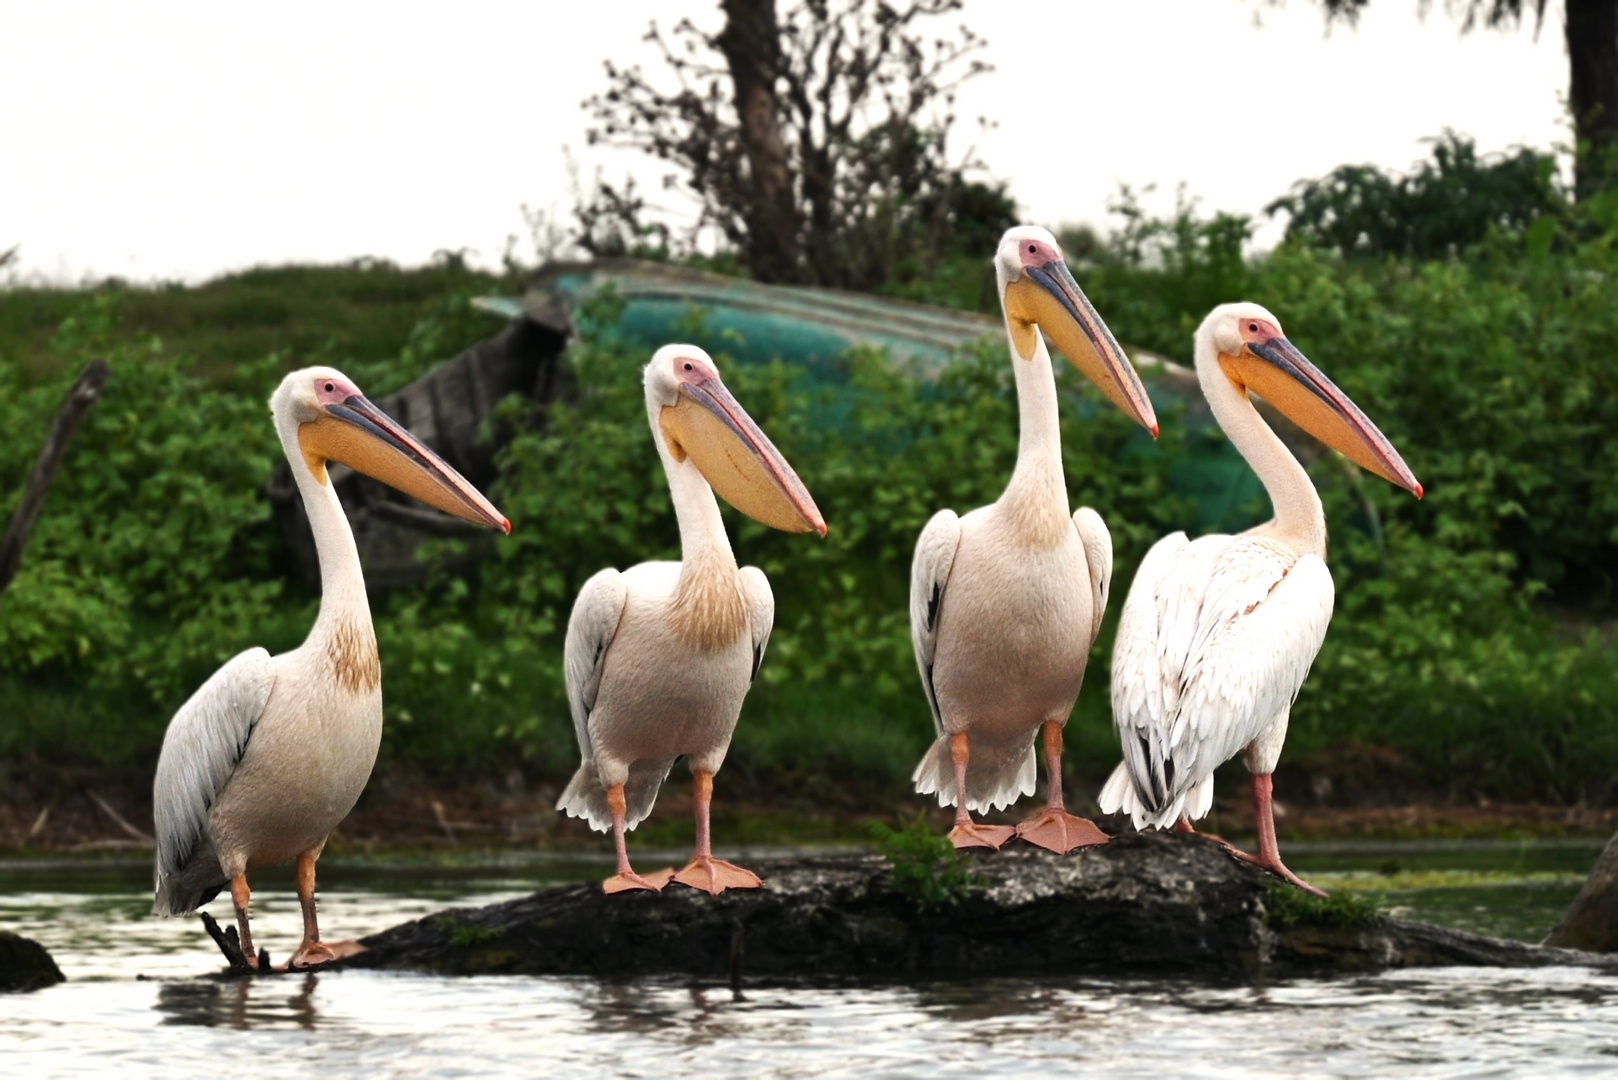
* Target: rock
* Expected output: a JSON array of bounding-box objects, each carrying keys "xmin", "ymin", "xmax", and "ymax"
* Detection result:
[
  {"xmin": 0, "ymin": 931, "xmax": 65, "ymax": 992},
  {"xmin": 1544, "ymin": 829, "xmax": 1618, "ymax": 951},
  {"xmin": 345, "ymin": 832, "xmax": 1617, "ymax": 979}
]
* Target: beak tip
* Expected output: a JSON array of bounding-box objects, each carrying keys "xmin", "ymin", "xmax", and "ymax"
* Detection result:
[
  {"xmin": 1149, "ymin": 422, "xmax": 1160, "ymax": 440},
  {"xmin": 1412, "ymin": 482, "xmax": 1424, "ymax": 500},
  {"xmin": 499, "ymin": 517, "xmax": 512, "ymax": 534}
]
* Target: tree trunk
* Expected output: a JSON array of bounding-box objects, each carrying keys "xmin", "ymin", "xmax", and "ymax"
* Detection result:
[
  {"xmin": 0, "ymin": 360, "xmax": 110, "ymax": 598},
  {"xmin": 716, "ymin": 0, "xmax": 804, "ymax": 282},
  {"xmin": 1567, "ymin": 0, "xmax": 1618, "ymax": 197}
]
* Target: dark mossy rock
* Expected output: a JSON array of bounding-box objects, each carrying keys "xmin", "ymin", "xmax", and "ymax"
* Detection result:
[
  {"xmin": 0, "ymin": 931, "xmax": 65, "ymax": 992},
  {"xmin": 345, "ymin": 831, "xmax": 1618, "ymax": 980}
]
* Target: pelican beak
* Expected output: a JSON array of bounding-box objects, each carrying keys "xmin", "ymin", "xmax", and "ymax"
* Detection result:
[
  {"xmin": 1222, "ymin": 337, "xmax": 1422, "ymax": 497},
  {"xmin": 298, "ymin": 395, "xmax": 512, "ymax": 532},
  {"xmin": 659, "ymin": 375, "xmax": 827, "ymax": 536},
  {"xmin": 1003, "ymin": 258, "xmax": 1158, "ymax": 437}
]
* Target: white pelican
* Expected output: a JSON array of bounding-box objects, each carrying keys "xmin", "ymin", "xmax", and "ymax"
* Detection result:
[
  {"xmin": 910, "ymin": 226, "xmax": 1158, "ymax": 852},
  {"xmin": 152, "ymin": 367, "xmax": 509, "ymax": 968},
  {"xmin": 1099, "ymin": 303, "xmax": 1421, "ymax": 894},
  {"xmin": 558, "ymin": 344, "xmax": 825, "ymax": 895}
]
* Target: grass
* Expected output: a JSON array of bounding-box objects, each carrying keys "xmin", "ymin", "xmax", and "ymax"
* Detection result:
[{"xmin": 0, "ymin": 258, "xmax": 512, "ymax": 385}]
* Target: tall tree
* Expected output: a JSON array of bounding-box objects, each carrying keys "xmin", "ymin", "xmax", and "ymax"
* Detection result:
[
  {"xmin": 1305, "ymin": 1, "xmax": 1618, "ymax": 197},
  {"xmin": 580, "ymin": 0, "xmax": 1005, "ymax": 289}
]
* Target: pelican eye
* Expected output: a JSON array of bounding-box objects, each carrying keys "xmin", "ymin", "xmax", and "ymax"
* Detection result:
[
  {"xmin": 324, "ymin": 382, "xmax": 335, "ymax": 392},
  {"xmin": 1248, "ymin": 322, "xmax": 1259, "ymax": 334},
  {"xmin": 683, "ymin": 363, "xmax": 693, "ymax": 371}
]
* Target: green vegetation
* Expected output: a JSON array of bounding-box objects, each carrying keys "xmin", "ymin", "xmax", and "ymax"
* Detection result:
[
  {"xmin": 437, "ymin": 915, "xmax": 503, "ymax": 949},
  {"xmin": 2, "ymin": 136, "xmax": 1615, "ymax": 820},
  {"xmin": 1264, "ymin": 882, "xmax": 1382, "ymax": 931},
  {"xmin": 869, "ymin": 814, "xmax": 986, "ymax": 911}
]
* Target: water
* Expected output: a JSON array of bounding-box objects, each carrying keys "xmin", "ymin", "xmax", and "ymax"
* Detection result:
[{"xmin": 2, "ymin": 845, "xmax": 1614, "ymax": 1078}]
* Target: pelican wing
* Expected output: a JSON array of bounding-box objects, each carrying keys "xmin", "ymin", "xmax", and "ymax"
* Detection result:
[
  {"xmin": 563, "ymin": 568, "xmax": 629, "ymax": 763},
  {"xmin": 739, "ymin": 566, "xmax": 775, "ymax": 682},
  {"xmin": 910, "ymin": 508, "xmax": 963, "ymax": 736},
  {"xmin": 1108, "ymin": 533, "xmax": 1333, "ymax": 827},
  {"xmin": 1072, "ymin": 506, "xmax": 1113, "ymax": 643},
  {"xmin": 153, "ymin": 647, "xmax": 275, "ymax": 906}
]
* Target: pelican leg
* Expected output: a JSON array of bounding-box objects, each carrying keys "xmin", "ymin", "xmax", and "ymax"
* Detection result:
[
  {"xmin": 287, "ymin": 850, "xmax": 338, "ymax": 969},
  {"xmin": 602, "ymin": 783, "xmax": 673, "ymax": 894},
  {"xmin": 673, "ymin": 770, "xmax": 761, "ymax": 894},
  {"xmin": 1223, "ymin": 773, "xmax": 1325, "ymax": 897},
  {"xmin": 946, "ymin": 733, "xmax": 1015, "ymax": 850},
  {"xmin": 1014, "ymin": 721, "xmax": 1108, "ymax": 853},
  {"xmin": 229, "ymin": 874, "xmax": 260, "ymax": 971}
]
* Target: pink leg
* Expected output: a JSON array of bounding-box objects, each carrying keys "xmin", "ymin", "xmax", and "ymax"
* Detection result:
[
  {"xmin": 946, "ymin": 733, "xmax": 1015, "ymax": 850},
  {"xmin": 603, "ymin": 784, "xmax": 673, "ymax": 894},
  {"xmin": 673, "ymin": 771, "xmax": 761, "ymax": 895},
  {"xmin": 1014, "ymin": 721, "xmax": 1108, "ymax": 853},
  {"xmin": 1224, "ymin": 774, "xmax": 1325, "ymax": 897},
  {"xmin": 230, "ymin": 874, "xmax": 260, "ymax": 971},
  {"xmin": 1175, "ymin": 814, "xmax": 1234, "ymax": 847}
]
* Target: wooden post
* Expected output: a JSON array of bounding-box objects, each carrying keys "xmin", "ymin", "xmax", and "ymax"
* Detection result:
[{"xmin": 0, "ymin": 359, "xmax": 110, "ymax": 597}]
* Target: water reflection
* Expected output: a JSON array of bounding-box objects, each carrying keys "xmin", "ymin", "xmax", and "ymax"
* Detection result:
[{"xmin": 155, "ymin": 974, "xmax": 321, "ymax": 1031}]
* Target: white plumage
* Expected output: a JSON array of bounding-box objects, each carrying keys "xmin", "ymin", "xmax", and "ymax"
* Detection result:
[
  {"xmin": 556, "ymin": 344, "xmax": 822, "ymax": 894},
  {"xmin": 907, "ymin": 226, "xmax": 1157, "ymax": 852},
  {"xmin": 1099, "ymin": 302, "xmax": 1420, "ymax": 893},
  {"xmin": 149, "ymin": 366, "xmax": 507, "ymax": 967},
  {"xmin": 1101, "ymin": 533, "xmax": 1333, "ymax": 829}
]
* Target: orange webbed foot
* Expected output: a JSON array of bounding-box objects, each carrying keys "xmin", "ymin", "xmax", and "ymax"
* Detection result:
[
  {"xmin": 603, "ymin": 867, "xmax": 675, "ymax": 894},
  {"xmin": 947, "ymin": 822, "xmax": 1015, "ymax": 850},
  {"xmin": 1014, "ymin": 809, "xmax": 1109, "ymax": 854},
  {"xmin": 672, "ymin": 857, "xmax": 762, "ymax": 895}
]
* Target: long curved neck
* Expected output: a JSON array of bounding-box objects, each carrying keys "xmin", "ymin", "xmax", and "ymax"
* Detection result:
[
  {"xmin": 648, "ymin": 398, "xmax": 744, "ymax": 650},
  {"xmin": 275, "ymin": 416, "xmax": 373, "ymax": 640},
  {"xmin": 997, "ymin": 315, "xmax": 1071, "ymax": 547},
  {"xmin": 1194, "ymin": 334, "xmax": 1326, "ymax": 556}
]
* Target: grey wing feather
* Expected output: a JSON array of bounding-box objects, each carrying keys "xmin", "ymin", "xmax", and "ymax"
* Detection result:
[
  {"xmin": 739, "ymin": 567, "xmax": 775, "ymax": 683},
  {"xmin": 563, "ymin": 568, "xmax": 629, "ymax": 764},
  {"xmin": 909, "ymin": 509, "xmax": 962, "ymax": 737},
  {"xmin": 152, "ymin": 647, "xmax": 274, "ymax": 905},
  {"xmin": 1072, "ymin": 506, "xmax": 1113, "ymax": 644}
]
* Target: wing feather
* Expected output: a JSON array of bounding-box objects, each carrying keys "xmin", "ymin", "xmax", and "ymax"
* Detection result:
[
  {"xmin": 152, "ymin": 648, "xmax": 275, "ymax": 898},
  {"xmin": 739, "ymin": 566, "xmax": 775, "ymax": 682},
  {"xmin": 909, "ymin": 509, "xmax": 962, "ymax": 736},
  {"xmin": 1072, "ymin": 506, "xmax": 1113, "ymax": 644},
  {"xmin": 563, "ymin": 569, "xmax": 629, "ymax": 764},
  {"xmin": 1108, "ymin": 534, "xmax": 1334, "ymax": 827}
]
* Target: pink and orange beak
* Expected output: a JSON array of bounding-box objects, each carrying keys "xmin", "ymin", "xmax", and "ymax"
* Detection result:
[
  {"xmin": 659, "ymin": 372, "xmax": 826, "ymax": 537},
  {"xmin": 298, "ymin": 393, "xmax": 511, "ymax": 532},
  {"xmin": 1003, "ymin": 254, "xmax": 1158, "ymax": 437},
  {"xmin": 1221, "ymin": 327, "xmax": 1422, "ymax": 498}
]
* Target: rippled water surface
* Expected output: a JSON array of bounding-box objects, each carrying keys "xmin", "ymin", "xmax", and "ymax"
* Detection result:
[{"xmin": 3, "ymin": 845, "xmax": 1614, "ymax": 1078}]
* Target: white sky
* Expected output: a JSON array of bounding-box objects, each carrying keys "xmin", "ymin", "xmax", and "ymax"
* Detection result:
[{"xmin": 0, "ymin": 0, "xmax": 1569, "ymax": 284}]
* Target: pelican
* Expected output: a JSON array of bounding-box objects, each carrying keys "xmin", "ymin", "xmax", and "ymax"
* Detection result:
[
  {"xmin": 910, "ymin": 226, "xmax": 1158, "ymax": 852},
  {"xmin": 1099, "ymin": 303, "xmax": 1421, "ymax": 894},
  {"xmin": 558, "ymin": 344, "xmax": 825, "ymax": 894},
  {"xmin": 152, "ymin": 366, "xmax": 509, "ymax": 968}
]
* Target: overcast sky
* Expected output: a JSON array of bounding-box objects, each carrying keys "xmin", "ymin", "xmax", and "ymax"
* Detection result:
[{"xmin": 0, "ymin": 1, "xmax": 1569, "ymax": 284}]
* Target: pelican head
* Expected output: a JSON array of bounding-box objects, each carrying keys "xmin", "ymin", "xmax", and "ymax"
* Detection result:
[
  {"xmin": 272, "ymin": 366, "xmax": 511, "ymax": 532},
  {"xmin": 1201, "ymin": 303, "xmax": 1422, "ymax": 497},
  {"xmin": 995, "ymin": 225, "xmax": 1158, "ymax": 436},
  {"xmin": 645, "ymin": 345, "xmax": 826, "ymax": 536}
]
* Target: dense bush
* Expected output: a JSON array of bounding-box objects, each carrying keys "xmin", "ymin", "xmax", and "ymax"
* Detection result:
[{"xmin": 3, "ymin": 139, "xmax": 1615, "ymax": 805}]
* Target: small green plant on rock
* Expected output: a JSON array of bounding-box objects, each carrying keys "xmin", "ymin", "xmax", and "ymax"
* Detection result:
[
  {"xmin": 438, "ymin": 915, "xmax": 502, "ymax": 948},
  {"xmin": 1264, "ymin": 884, "xmax": 1381, "ymax": 931},
  {"xmin": 869, "ymin": 814, "xmax": 987, "ymax": 912}
]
